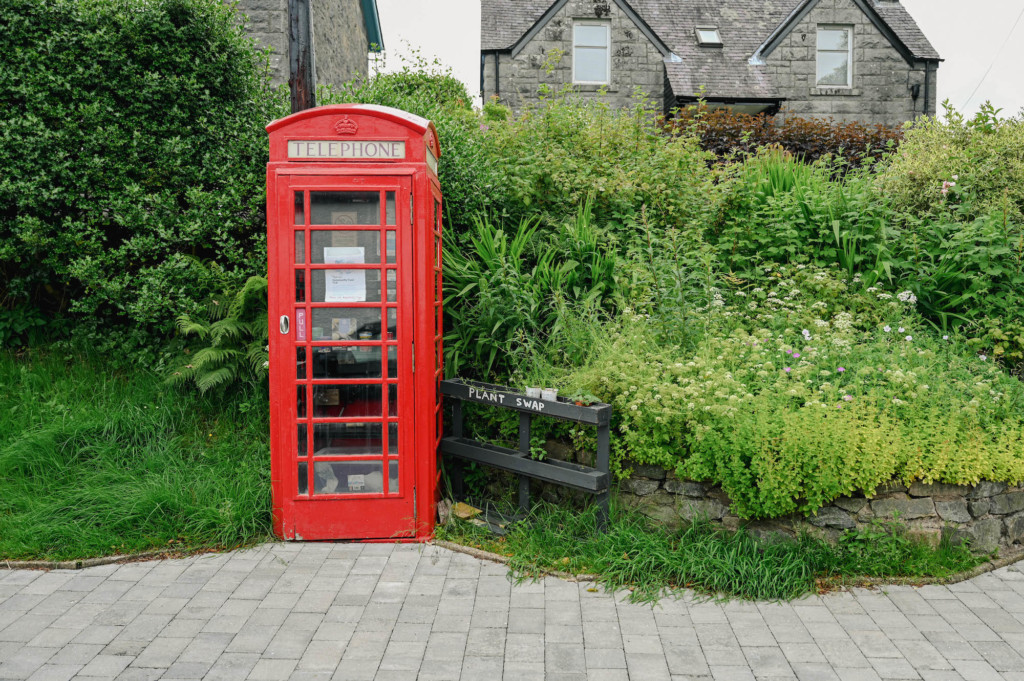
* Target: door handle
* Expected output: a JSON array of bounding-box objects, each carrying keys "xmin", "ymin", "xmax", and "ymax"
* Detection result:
[{"xmin": 280, "ymin": 315, "xmax": 290, "ymax": 334}]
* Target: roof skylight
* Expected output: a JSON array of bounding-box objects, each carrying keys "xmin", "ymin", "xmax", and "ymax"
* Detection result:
[{"xmin": 696, "ymin": 27, "xmax": 722, "ymax": 46}]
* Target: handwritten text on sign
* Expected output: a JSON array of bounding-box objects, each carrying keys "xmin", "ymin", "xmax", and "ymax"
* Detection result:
[
  {"xmin": 287, "ymin": 140, "xmax": 406, "ymax": 160},
  {"xmin": 468, "ymin": 386, "xmax": 547, "ymax": 412}
]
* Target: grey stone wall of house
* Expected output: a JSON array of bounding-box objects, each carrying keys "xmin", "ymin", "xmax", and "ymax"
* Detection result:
[
  {"xmin": 233, "ymin": 0, "xmax": 289, "ymax": 85},
  {"xmin": 762, "ymin": 0, "xmax": 936, "ymax": 126},
  {"xmin": 311, "ymin": 0, "xmax": 370, "ymax": 88},
  {"xmin": 483, "ymin": 0, "xmax": 668, "ymax": 111},
  {"xmin": 233, "ymin": 0, "xmax": 368, "ymax": 89},
  {"xmin": 616, "ymin": 468, "xmax": 1024, "ymax": 554}
]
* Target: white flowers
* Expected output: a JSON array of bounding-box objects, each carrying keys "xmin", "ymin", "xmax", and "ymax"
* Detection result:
[
  {"xmin": 897, "ymin": 291, "xmax": 917, "ymax": 305},
  {"xmin": 802, "ymin": 329, "xmax": 812, "ymax": 341},
  {"xmin": 905, "ymin": 336, "xmax": 913, "ymax": 342},
  {"xmin": 884, "ymin": 325, "xmax": 892, "ymax": 333}
]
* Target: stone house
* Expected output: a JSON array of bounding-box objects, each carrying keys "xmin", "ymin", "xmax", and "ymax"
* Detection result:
[
  {"xmin": 234, "ymin": 0, "xmax": 384, "ymax": 88},
  {"xmin": 481, "ymin": 0, "xmax": 941, "ymax": 126}
]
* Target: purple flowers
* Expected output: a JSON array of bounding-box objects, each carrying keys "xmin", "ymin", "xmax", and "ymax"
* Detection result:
[
  {"xmin": 837, "ymin": 367, "xmax": 845, "ymax": 373},
  {"xmin": 793, "ymin": 353, "xmax": 800, "ymax": 359},
  {"xmin": 784, "ymin": 367, "xmax": 792, "ymax": 373}
]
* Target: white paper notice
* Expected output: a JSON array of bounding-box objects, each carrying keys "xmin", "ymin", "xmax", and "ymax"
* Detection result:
[
  {"xmin": 324, "ymin": 270, "xmax": 366, "ymax": 302},
  {"xmin": 323, "ymin": 247, "xmax": 365, "ymax": 264}
]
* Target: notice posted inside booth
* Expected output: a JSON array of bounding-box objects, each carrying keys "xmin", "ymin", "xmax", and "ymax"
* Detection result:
[{"xmin": 266, "ymin": 105, "xmax": 442, "ymax": 541}]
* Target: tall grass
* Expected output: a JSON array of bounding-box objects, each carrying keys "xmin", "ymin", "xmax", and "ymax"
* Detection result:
[
  {"xmin": 438, "ymin": 502, "xmax": 980, "ymax": 601},
  {"xmin": 0, "ymin": 350, "xmax": 272, "ymax": 560}
]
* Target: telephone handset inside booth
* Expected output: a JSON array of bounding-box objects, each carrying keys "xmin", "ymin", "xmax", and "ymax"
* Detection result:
[{"xmin": 266, "ymin": 105, "xmax": 442, "ymax": 541}]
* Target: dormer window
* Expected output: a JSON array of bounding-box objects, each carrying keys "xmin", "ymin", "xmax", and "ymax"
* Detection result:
[{"xmin": 695, "ymin": 27, "xmax": 722, "ymax": 46}]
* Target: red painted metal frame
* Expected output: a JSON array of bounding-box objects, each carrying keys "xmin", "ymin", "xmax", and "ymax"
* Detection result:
[{"xmin": 266, "ymin": 105, "xmax": 441, "ymax": 542}]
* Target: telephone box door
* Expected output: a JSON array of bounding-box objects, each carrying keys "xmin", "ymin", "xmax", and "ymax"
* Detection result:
[{"xmin": 270, "ymin": 174, "xmax": 417, "ymax": 540}]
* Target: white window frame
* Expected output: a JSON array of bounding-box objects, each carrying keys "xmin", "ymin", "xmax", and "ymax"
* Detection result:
[
  {"xmin": 816, "ymin": 25, "xmax": 853, "ymax": 88},
  {"xmin": 572, "ymin": 21, "xmax": 611, "ymax": 85}
]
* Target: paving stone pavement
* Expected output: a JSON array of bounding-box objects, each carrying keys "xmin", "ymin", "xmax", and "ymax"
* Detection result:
[{"xmin": 2, "ymin": 543, "xmax": 1024, "ymax": 681}]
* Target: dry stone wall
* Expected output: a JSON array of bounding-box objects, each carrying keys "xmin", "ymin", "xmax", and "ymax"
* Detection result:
[{"xmin": 618, "ymin": 466, "xmax": 1024, "ymax": 554}]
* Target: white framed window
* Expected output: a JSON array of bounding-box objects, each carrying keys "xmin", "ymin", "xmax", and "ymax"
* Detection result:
[
  {"xmin": 816, "ymin": 26, "xmax": 853, "ymax": 87},
  {"xmin": 573, "ymin": 21, "xmax": 610, "ymax": 84}
]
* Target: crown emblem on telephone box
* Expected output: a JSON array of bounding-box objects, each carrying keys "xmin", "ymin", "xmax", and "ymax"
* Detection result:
[{"xmin": 333, "ymin": 116, "xmax": 358, "ymax": 135}]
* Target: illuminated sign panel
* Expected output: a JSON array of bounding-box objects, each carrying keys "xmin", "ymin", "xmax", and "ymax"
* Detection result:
[{"xmin": 287, "ymin": 140, "xmax": 406, "ymax": 160}]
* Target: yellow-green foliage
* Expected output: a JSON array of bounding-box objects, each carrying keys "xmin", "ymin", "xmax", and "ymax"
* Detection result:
[
  {"xmin": 480, "ymin": 91, "xmax": 715, "ymax": 231},
  {"xmin": 568, "ymin": 266, "xmax": 1024, "ymax": 519},
  {"xmin": 879, "ymin": 103, "xmax": 1024, "ymax": 223}
]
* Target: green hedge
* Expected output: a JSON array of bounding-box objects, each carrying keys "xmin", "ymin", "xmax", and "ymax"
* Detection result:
[{"xmin": 0, "ymin": 0, "xmax": 286, "ymax": 357}]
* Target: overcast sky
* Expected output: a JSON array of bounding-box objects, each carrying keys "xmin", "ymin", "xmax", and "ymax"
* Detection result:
[{"xmin": 375, "ymin": 0, "xmax": 1024, "ymax": 118}]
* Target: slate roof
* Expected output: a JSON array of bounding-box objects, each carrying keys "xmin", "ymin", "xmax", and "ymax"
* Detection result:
[
  {"xmin": 872, "ymin": 3, "xmax": 940, "ymax": 60},
  {"xmin": 481, "ymin": 0, "xmax": 553, "ymax": 54},
  {"xmin": 481, "ymin": 0, "xmax": 940, "ymax": 101}
]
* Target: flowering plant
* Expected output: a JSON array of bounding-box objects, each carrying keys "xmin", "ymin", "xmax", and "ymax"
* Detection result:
[{"xmin": 569, "ymin": 265, "xmax": 1024, "ymax": 518}]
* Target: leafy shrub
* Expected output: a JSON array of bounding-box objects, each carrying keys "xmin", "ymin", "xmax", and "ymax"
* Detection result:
[
  {"xmin": 324, "ymin": 61, "xmax": 499, "ymax": 233},
  {"xmin": 706, "ymin": 144, "xmax": 1024, "ymax": 368},
  {"xmin": 879, "ymin": 102, "xmax": 1024, "ymax": 223},
  {"xmin": 567, "ymin": 265, "xmax": 1024, "ymax": 519},
  {"xmin": 478, "ymin": 92, "xmax": 715, "ymax": 236},
  {"xmin": 673, "ymin": 106, "xmax": 902, "ymax": 166},
  {"xmin": 0, "ymin": 0, "xmax": 285, "ymax": 357},
  {"xmin": 0, "ymin": 305, "xmax": 49, "ymax": 350}
]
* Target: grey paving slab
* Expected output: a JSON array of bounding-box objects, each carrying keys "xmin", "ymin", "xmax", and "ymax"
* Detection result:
[{"xmin": 1, "ymin": 546, "xmax": 1023, "ymax": 680}]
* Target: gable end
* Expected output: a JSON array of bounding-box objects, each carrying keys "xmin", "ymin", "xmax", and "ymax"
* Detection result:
[
  {"xmin": 509, "ymin": 0, "xmax": 673, "ymax": 59},
  {"xmin": 752, "ymin": 0, "xmax": 923, "ymax": 67}
]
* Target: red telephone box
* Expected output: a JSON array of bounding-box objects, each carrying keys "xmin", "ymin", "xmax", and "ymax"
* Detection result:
[{"xmin": 266, "ymin": 104, "xmax": 442, "ymax": 541}]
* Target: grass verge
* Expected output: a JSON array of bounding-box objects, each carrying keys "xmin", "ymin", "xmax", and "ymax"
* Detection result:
[
  {"xmin": 0, "ymin": 350, "xmax": 272, "ymax": 561},
  {"xmin": 436, "ymin": 501, "xmax": 984, "ymax": 601}
]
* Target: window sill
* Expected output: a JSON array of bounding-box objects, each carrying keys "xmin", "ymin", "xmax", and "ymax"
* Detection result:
[
  {"xmin": 573, "ymin": 84, "xmax": 616, "ymax": 93},
  {"xmin": 811, "ymin": 87, "xmax": 860, "ymax": 96}
]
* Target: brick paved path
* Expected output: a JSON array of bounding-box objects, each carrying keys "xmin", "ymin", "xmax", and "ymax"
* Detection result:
[{"xmin": 2, "ymin": 543, "xmax": 1024, "ymax": 681}]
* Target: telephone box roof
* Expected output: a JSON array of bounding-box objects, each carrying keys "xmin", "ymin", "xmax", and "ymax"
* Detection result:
[{"xmin": 267, "ymin": 104, "xmax": 440, "ymax": 158}]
